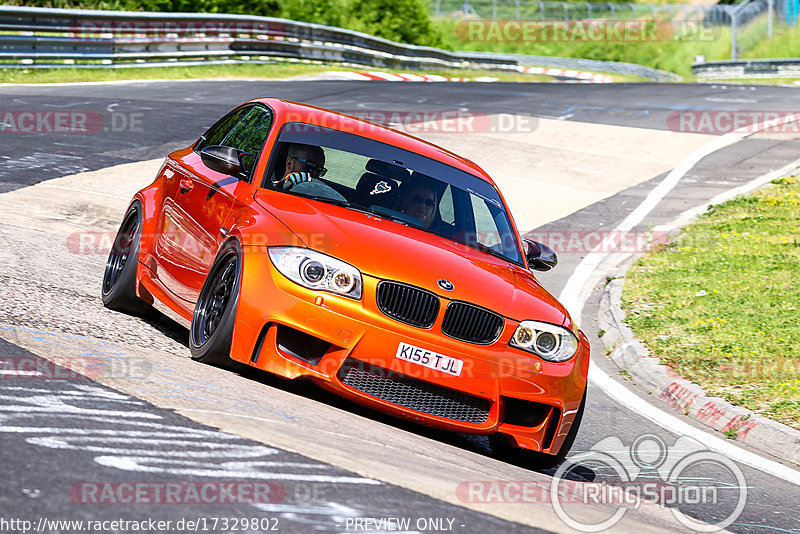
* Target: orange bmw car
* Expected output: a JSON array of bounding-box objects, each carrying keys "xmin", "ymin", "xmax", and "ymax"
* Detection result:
[{"xmin": 102, "ymin": 98, "xmax": 589, "ymax": 467}]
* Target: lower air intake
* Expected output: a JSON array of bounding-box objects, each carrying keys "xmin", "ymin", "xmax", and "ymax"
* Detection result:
[{"xmin": 338, "ymin": 359, "xmax": 491, "ymax": 424}]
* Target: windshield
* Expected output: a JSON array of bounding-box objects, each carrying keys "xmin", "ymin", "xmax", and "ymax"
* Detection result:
[{"xmin": 263, "ymin": 123, "xmax": 523, "ymax": 265}]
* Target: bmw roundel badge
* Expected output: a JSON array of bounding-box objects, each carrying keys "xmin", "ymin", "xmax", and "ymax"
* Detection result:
[{"xmin": 437, "ymin": 279, "xmax": 454, "ymax": 291}]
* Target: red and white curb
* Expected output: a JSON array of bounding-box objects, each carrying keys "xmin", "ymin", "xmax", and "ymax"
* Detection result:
[
  {"xmin": 518, "ymin": 66, "xmax": 614, "ymax": 83},
  {"xmin": 330, "ymin": 68, "xmax": 613, "ymax": 83},
  {"xmin": 330, "ymin": 71, "xmax": 472, "ymax": 82}
]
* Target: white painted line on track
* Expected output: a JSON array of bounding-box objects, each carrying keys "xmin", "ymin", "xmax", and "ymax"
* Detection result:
[
  {"xmin": 0, "ymin": 369, "xmax": 42, "ymax": 377},
  {"xmin": 0, "ymin": 78, "xmax": 252, "ymax": 88},
  {"xmin": 558, "ymin": 113, "xmax": 800, "ymax": 485},
  {"xmin": 587, "ymin": 362, "xmax": 800, "ymax": 486},
  {"xmin": 180, "ymin": 408, "xmax": 469, "ymax": 466}
]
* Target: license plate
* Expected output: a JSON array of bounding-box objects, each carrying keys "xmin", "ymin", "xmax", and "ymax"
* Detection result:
[{"xmin": 395, "ymin": 342, "xmax": 463, "ymax": 377}]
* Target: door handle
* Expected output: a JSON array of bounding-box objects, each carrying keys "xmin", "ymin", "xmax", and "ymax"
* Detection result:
[{"xmin": 179, "ymin": 179, "xmax": 193, "ymax": 193}]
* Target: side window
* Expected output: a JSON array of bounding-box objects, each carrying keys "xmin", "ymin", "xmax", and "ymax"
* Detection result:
[
  {"xmin": 470, "ymin": 195, "xmax": 502, "ymax": 249},
  {"xmin": 195, "ymin": 106, "xmax": 250, "ymax": 152},
  {"xmin": 220, "ymin": 106, "xmax": 274, "ymax": 173},
  {"xmin": 439, "ymin": 185, "xmax": 455, "ymax": 225},
  {"xmin": 195, "ymin": 105, "xmax": 274, "ymax": 178}
]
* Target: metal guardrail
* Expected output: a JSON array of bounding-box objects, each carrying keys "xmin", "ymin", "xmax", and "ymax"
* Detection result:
[
  {"xmin": 693, "ymin": 58, "xmax": 800, "ymax": 78},
  {"xmin": 0, "ymin": 5, "xmax": 679, "ymax": 81}
]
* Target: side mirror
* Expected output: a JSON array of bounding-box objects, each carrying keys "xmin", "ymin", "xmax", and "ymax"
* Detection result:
[
  {"xmin": 524, "ymin": 239, "xmax": 558, "ymax": 272},
  {"xmin": 200, "ymin": 145, "xmax": 250, "ymax": 177}
]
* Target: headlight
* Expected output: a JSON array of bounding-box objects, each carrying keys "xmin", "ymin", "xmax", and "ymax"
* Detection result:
[
  {"xmin": 509, "ymin": 320, "xmax": 578, "ymax": 362},
  {"xmin": 268, "ymin": 247, "xmax": 362, "ymax": 299}
]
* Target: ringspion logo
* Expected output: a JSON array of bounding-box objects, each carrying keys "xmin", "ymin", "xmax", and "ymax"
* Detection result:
[{"xmin": 551, "ymin": 435, "xmax": 747, "ymax": 532}]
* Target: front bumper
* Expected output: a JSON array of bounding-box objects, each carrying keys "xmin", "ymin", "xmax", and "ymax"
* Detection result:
[{"xmin": 231, "ymin": 247, "xmax": 589, "ymax": 455}]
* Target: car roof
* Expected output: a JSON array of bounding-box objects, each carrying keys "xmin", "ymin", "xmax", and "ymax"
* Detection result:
[{"xmin": 250, "ymin": 97, "xmax": 496, "ymax": 187}]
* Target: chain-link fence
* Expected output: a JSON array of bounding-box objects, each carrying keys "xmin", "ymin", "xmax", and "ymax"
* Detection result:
[
  {"xmin": 433, "ymin": 0, "xmax": 724, "ymax": 21},
  {"xmin": 431, "ymin": 0, "xmax": 797, "ymax": 60}
]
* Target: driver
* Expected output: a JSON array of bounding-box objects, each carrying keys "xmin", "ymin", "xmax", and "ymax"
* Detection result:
[
  {"xmin": 397, "ymin": 182, "xmax": 438, "ymax": 228},
  {"xmin": 277, "ymin": 143, "xmax": 327, "ymax": 189}
]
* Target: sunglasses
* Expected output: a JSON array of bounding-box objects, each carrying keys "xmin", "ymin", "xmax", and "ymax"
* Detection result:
[
  {"xmin": 411, "ymin": 195, "xmax": 436, "ymax": 208},
  {"xmin": 293, "ymin": 157, "xmax": 327, "ymax": 177}
]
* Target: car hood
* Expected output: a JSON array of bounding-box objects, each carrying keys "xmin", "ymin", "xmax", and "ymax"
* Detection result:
[{"xmin": 256, "ymin": 193, "xmax": 568, "ymax": 325}]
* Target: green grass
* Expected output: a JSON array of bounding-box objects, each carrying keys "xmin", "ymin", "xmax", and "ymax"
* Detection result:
[
  {"xmin": 744, "ymin": 23, "xmax": 800, "ymax": 59},
  {"xmin": 0, "ymin": 61, "xmax": 561, "ymax": 84},
  {"xmin": 622, "ymin": 173, "xmax": 800, "ymax": 429},
  {"xmin": 432, "ymin": 15, "xmax": 800, "ymax": 79},
  {"xmin": 0, "ymin": 62, "xmax": 335, "ymax": 83},
  {"xmin": 698, "ymin": 78, "xmax": 800, "ymax": 86}
]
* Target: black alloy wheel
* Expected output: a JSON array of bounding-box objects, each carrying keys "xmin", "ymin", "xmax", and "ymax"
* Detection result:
[
  {"xmin": 101, "ymin": 202, "xmax": 152, "ymax": 316},
  {"xmin": 189, "ymin": 240, "xmax": 243, "ymax": 369}
]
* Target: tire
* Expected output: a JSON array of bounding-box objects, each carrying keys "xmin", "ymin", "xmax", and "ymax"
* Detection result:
[
  {"xmin": 490, "ymin": 388, "xmax": 587, "ymax": 471},
  {"xmin": 101, "ymin": 202, "xmax": 152, "ymax": 316},
  {"xmin": 189, "ymin": 239, "xmax": 243, "ymax": 369}
]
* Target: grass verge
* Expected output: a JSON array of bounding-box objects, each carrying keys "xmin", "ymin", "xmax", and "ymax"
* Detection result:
[
  {"xmin": 0, "ymin": 61, "xmax": 566, "ymax": 84},
  {"xmin": 433, "ymin": 14, "xmax": 800, "ymax": 79},
  {"xmin": 622, "ymin": 172, "xmax": 800, "ymax": 430},
  {"xmin": 697, "ymin": 78, "xmax": 800, "ymax": 86}
]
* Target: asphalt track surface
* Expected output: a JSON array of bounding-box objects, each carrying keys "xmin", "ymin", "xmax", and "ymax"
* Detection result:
[{"xmin": 1, "ymin": 80, "xmax": 800, "ymax": 533}]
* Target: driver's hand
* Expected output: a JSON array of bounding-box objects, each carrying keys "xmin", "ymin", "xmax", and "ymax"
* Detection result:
[{"xmin": 283, "ymin": 172, "xmax": 312, "ymax": 190}]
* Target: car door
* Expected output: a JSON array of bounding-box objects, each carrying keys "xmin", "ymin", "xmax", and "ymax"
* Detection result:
[{"xmin": 156, "ymin": 104, "xmax": 274, "ymax": 305}]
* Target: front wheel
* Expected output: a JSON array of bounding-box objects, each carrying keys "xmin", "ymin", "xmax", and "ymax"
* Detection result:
[
  {"xmin": 101, "ymin": 202, "xmax": 152, "ymax": 316},
  {"xmin": 190, "ymin": 240, "xmax": 243, "ymax": 369}
]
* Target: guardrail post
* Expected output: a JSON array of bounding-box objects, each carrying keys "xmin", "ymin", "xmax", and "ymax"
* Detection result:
[
  {"xmin": 768, "ymin": 0, "xmax": 773, "ymax": 36},
  {"xmin": 435, "ymin": 0, "xmax": 441, "ymax": 16},
  {"xmin": 608, "ymin": 2, "xmax": 615, "ymax": 20},
  {"xmin": 629, "ymin": 3, "xmax": 637, "ymax": 20},
  {"xmin": 731, "ymin": 8, "xmax": 738, "ymax": 59},
  {"xmin": 539, "ymin": 1, "xmax": 545, "ymax": 21},
  {"xmin": 562, "ymin": 2, "xmax": 569, "ymax": 21},
  {"xmin": 515, "ymin": 0, "xmax": 520, "ymax": 19},
  {"xmin": 586, "ymin": 2, "xmax": 593, "ymax": 18}
]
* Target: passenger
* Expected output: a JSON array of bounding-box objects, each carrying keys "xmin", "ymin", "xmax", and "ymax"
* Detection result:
[
  {"xmin": 398, "ymin": 183, "xmax": 438, "ymax": 228},
  {"xmin": 277, "ymin": 143, "xmax": 327, "ymax": 188}
]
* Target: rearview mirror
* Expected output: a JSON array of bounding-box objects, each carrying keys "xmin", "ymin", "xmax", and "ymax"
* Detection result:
[
  {"xmin": 524, "ymin": 239, "xmax": 558, "ymax": 272},
  {"xmin": 200, "ymin": 145, "xmax": 250, "ymax": 177}
]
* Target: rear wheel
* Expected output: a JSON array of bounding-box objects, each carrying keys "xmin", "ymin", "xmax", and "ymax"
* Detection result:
[
  {"xmin": 101, "ymin": 202, "xmax": 152, "ymax": 316},
  {"xmin": 190, "ymin": 240, "xmax": 243, "ymax": 369}
]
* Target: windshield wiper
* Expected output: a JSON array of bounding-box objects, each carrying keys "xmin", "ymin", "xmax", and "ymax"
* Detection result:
[
  {"xmin": 295, "ymin": 193, "xmax": 384, "ymax": 217},
  {"xmin": 295, "ymin": 194, "xmax": 351, "ymax": 206},
  {"xmin": 447, "ymin": 236, "xmax": 514, "ymax": 262}
]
